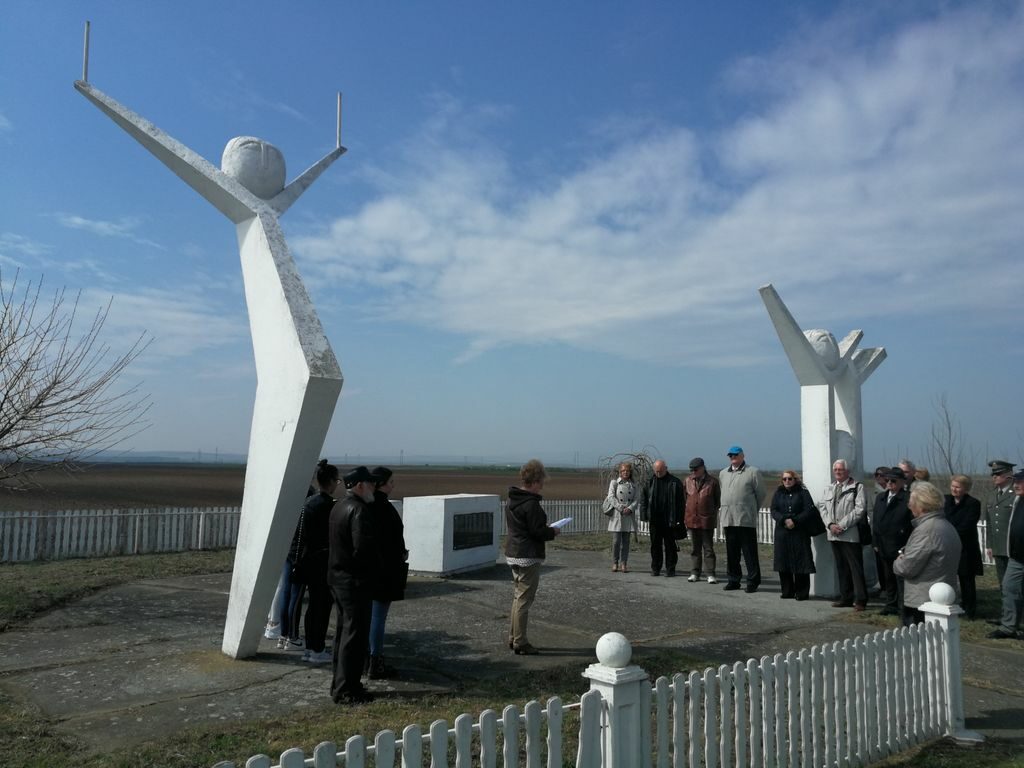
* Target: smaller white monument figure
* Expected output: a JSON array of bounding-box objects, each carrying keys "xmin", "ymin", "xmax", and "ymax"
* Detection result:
[
  {"xmin": 74, "ymin": 23, "xmax": 345, "ymax": 658},
  {"xmin": 759, "ymin": 284, "xmax": 886, "ymax": 596}
]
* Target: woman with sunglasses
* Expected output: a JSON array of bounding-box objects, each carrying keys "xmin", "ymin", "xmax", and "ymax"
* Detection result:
[{"xmin": 770, "ymin": 470, "xmax": 818, "ymax": 600}]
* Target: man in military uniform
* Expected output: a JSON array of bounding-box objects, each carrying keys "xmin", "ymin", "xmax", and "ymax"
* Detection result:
[
  {"xmin": 983, "ymin": 460, "xmax": 1017, "ymax": 587},
  {"xmin": 988, "ymin": 469, "xmax": 1024, "ymax": 639}
]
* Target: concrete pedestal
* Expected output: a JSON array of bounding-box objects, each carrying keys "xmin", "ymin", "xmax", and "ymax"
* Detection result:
[{"xmin": 403, "ymin": 494, "xmax": 501, "ymax": 576}]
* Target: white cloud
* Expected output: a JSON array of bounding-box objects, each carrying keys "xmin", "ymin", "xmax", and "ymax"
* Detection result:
[
  {"xmin": 56, "ymin": 214, "xmax": 165, "ymax": 249},
  {"xmin": 0, "ymin": 232, "xmax": 51, "ymax": 262},
  {"xmin": 293, "ymin": 5, "xmax": 1024, "ymax": 367},
  {"xmin": 80, "ymin": 285, "xmax": 247, "ymax": 361}
]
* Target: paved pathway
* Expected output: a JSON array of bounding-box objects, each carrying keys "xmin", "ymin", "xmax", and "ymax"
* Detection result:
[{"xmin": 1, "ymin": 548, "xmax": 1022, "ymax": 758}]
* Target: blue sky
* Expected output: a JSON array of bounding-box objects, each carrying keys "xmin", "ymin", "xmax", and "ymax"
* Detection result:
[{"xmin": 2, "ymin": 1, "xmax": 1022, "ymax": 472}]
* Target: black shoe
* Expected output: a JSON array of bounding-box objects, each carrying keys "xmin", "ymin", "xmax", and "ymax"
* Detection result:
[
  {"xmin": 723, "ymin": 583, "xmax": 741, "ymax": 591},
  {"xmin": 665, "ymin": 570, "xmax": 676, "ymax": 577},
  {"xmin": 513, "ymin": 644, "xmax": 540, "ymax": 655},
  {"xmin": 795, "ymin": 595, "xmax": 809, "ymax": 601},
  {"xmin": 367, "ymin": 655, "xmax": 396, "ymax": 680},
  {"xmin": 831, "ymin": 601, "xmax": 853, "ymax": 608},
  {"xmin": 745, "ymin": 584, "xmax": 759, "ymax": 594},
  {"xmin": 651, "ymin": 570, "xmax": 662, "ymax": 576},
  {"xmin": 879, "ymin": 607, "xmax": 899, "ymax": 616},
  {"xmin": 780, "ymin": 593, "xmax": 795, "ymax": 599},
  {"xmin": 335, "ymin": 689, "xmax": 375, "ymax": 705},
  {"xmin": 988, "ymin": 628, "xmax": 1019, "ymax": 640}
]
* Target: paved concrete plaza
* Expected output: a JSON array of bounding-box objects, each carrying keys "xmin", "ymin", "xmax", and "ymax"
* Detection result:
[{"xmin": 1, "ymin": 548, "xmax": 1022, "ymax": 757}]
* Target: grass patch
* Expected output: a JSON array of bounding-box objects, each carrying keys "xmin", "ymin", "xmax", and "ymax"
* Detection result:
[{"xmin": 0, "ymin": 550, "xmax": 235, "ymax": 631}]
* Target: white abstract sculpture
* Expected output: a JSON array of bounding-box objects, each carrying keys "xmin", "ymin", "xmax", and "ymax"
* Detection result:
[
  {"xmin": 759, "ymin": 284, "xmax": 886, "ymax": 596},
  {"xmin": 75, "ymin": 29, "xmax": 344, "ymax": 658}
]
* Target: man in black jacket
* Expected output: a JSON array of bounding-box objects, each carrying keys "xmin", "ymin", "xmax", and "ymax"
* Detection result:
[
  {"xmin": 872, "ymin": 467, "xmax": 913, "ymax": 616},
  {"xmin": 328, "ymin": 466, "xmax": 380, "ymax": 704},
  {"xmin": 643, "ymin": 460, "xmax": 685, "ymax": 576}
]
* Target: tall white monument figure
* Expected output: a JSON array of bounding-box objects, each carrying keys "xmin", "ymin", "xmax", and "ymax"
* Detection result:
[
  {"xmin": 74, "ymin": 28, "xmax": 344, "ymax": 658},
  {"xmin": 759, "ymin": 283, "xmax": 886, "ymax": 596}
]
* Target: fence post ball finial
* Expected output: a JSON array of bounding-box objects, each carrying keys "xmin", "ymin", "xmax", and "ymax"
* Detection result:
[
  {"xmin": 596, "ymin": 632, "xmax": 632, "ymax": 668},
  {"xmin": 928, "ymin": 582, "xmax": 956, "ymax": 606}
]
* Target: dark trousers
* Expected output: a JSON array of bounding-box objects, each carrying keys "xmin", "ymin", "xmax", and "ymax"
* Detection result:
[
  {"xmin": 330, "ymin": 582, "xmax": 372, "ymax": 700},
  {"xmin": 902, "ymin": 606, "xmax": 925, "ymax": 627},
  {"xmin": 959, "ymin": 573, "xmax": 978, "ymax": 619},
  {"xmin": 877, "ymin": 553, "xmax": 904, "ymax": 611},
  {"xmin": 779, "ymin": 572, "xmax": 810, "ymax": 599},
  {"xmin": 650, "ymin": 524, "xmax": 678, "ymax": 574},
  {"xmin": 304, "ymin": 581, "xmax": 333, "ymax": 652},
  {"xmin": 832, "ymin": 541, "xmax": 868, "ymax": 605},
  {"xmin": 724, "ymin": 526, "xmax": 760, "ymax": 587}
]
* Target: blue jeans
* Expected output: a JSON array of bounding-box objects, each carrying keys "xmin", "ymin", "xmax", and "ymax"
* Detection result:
[
  {"xmin": 275, "ymin": 559, "xmax": 304, "ymax": 639},
  {"xmin": 370, "ymin": 600, "xmax": 391, "ymax": 656}
]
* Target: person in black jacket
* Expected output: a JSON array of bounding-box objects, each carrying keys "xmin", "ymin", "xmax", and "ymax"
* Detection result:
[
  {"xmin": 366, "ymin": 466, "xmax": 408, "ymax": 679},
  {"xmin": 641, "ymin": 460, "xmax": 685, "ymax": 577},
  {"xmin": 327, "ymin": 465, "xmax": 380, "ymax": 704},
  {"xmin": 296, "ymin": 461, "xmax": 340, "ymax": 664},
  {"xmin": 504, "ymin": 459, "xmax": 559, "ymax": 655},
  {"xmin": 872, "ymin": 467, "xmax": 913, "ymax": 616},
  {"xmin": 770, "ymin": 470, "xmax": 818, "ymax": 601},
  {"xmin": 945, "ymin": 474, "xmax": 983, "ymax": 619}
]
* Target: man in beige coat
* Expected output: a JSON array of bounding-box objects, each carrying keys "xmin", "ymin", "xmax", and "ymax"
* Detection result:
[
  {"xmin": 719, "ymin": 446, "xmax": 762, "ymax": 593},
  {"xmin": 820, "ymin": 459, "xmax": 869, "ymax": 611}
]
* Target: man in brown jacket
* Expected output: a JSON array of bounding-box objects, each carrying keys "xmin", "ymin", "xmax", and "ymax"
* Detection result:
[{"xmin": 685, "ymin": 457, "xmax": 721, "ymax": 583}]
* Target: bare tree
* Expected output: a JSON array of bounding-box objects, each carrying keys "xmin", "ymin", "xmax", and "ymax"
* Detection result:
[
  {"xmin": 1, "ymin": 271, "xmax": 151, "ymax": 485},
  {"xmin": 923, "ymin": 393, "xmax": 978, "ymax": 477}
]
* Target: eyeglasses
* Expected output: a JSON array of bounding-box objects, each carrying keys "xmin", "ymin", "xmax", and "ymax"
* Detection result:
[
  {"xmin": 781, "ymin": 477, "xmax": 795, "ymax": 482},
  {"xmin": 874, "ymin": 473, "xmax": 884, "ymax": 478},
  {"xmin": 727, "ymin": 453, "xmax": 739, "ymax": 458}
]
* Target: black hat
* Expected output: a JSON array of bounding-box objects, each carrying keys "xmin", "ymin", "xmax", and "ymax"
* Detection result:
[
  {"xmin": 371, "ymin": 466, "xmax": 393, "ymax": 485},
  {"xmin": 884, "ymin": 467, "xmax": 906, "ymax": 481},
  {"xmin": 1013, "ymin": 469, "xmax": 1024, "ymax": 483},
  {"xmin": 343, "ymin": 465, "xmax": 374, "ymax": 488},
  {"xmin": 989, "ymin": 460, "xmax": 1016, "ymax": 476},
  {"xmin": 688, "ymin": 457, "xmax": 705, "ymax": 470}
]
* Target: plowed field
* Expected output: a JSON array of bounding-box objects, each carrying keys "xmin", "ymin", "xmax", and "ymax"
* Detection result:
[{"xmin": 0, "ymin": 464, "xmax": 606, "ymax": 512}]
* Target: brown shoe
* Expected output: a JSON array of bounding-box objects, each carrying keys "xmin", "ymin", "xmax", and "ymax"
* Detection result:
[
  {"xmin": 853, "ymin": 603, "xmax": 867, "ymax": 612},
  {"xmin": 831, "ymin": 601, "xmax": 853, "ymax": 608}
]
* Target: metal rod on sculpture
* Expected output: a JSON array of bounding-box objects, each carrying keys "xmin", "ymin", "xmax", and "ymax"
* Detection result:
[
  {"xmin": 82, "ymin": 21, "xmax": 91, "ymax": 82},
  {"xmin": 336, "ymin": 92, "xmax": 342, "ymax": 149}
]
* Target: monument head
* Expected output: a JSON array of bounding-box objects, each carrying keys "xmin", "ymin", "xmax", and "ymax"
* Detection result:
[
  {"xmin": 221, "ymin": 136, "xmax": 286, "ymax": 199},
  {"xmin": 802, "ymin": 329, "xmax": 840, "ymax": 371}
]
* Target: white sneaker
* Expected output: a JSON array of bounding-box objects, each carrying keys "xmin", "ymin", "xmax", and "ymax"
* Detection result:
[
  {"xmin": 707, "ymin": 575, "xmax": 718, "ymax": 584},
  {"xmin": 687, "ymin": 574, "xmax": 698, "ymax": 583},
  {"xmin": 264, "ymin": 623, "xmax": 282, "ymax": 640},
  {"xmin": 305, "ymin": 649, "xmax": 332, "ymax": 664},
  {"xmin": 276, "ymin": 637, "xmax": 288, "ymax": 650}
]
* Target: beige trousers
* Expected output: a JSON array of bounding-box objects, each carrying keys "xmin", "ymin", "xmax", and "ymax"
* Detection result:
[{"xmin": 509, "ymin": 563, "xmax": 541, "ymax": 648}]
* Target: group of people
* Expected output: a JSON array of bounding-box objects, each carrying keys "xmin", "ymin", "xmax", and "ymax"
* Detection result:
[
  {"xmin": 593, "ymin": 448, "xmax": 1022, "ymax": 632},
  {"xmin": 264, "ymin": 461, "xmax": 409, "ymax": 704},
  {"xmin": 600, "ymin": 447, "xmax": 764, "ymax": 590}
]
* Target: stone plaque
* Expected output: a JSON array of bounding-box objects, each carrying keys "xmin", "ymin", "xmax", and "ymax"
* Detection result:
[{"xmin": 453, "ymin": 511, "xmax": 493, "ymax": 550}]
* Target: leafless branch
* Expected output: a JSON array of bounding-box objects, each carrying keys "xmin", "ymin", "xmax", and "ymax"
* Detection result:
[{"xmin": 0, "ymin": 270, "xmax": 151, "ymax": 486}]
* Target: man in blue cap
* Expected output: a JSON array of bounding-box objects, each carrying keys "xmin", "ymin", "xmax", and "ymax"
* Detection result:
[{"xmin": 719, "ymin": 446, "xmax": 762, "ymax": 592}]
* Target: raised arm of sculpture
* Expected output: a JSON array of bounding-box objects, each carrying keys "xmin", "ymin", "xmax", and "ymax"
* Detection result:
[{"xmin": 758, "ymin": 284, "xmax": 832, "ymax": 385}]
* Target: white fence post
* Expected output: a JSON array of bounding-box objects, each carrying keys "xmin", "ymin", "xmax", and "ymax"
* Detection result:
[
  {"xmin": 582, "ymin": 632, "xmax": 651, "ymax": 768},
  {"xmin": 920, "ymin": 582, "xmax": 984, "ymax": 744}
]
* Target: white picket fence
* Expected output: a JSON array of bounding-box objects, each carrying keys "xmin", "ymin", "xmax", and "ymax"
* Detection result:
[
  {"xmin": 0, "ymin": 507, "xmax": 241, "ymax": 562},
  {"xmin": 0, "ymin": 501, "xmax": 996, "ymax": 563},
  {"xmin": 214, "ymin": 590, "xmax": 977, "ymax": 768}
]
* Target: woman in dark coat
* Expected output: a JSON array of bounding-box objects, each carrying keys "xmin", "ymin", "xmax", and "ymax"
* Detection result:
[
  {"xmin": 945, "ymin": 474, "xmax": 983, "ymax": 619},
  {"xmin": 367, "ymin": 466, "xmax": 409, "ymax": 679},
  {"xmin": 771, "ymin": 470, "xmax": 818, "ymax": 601}
]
